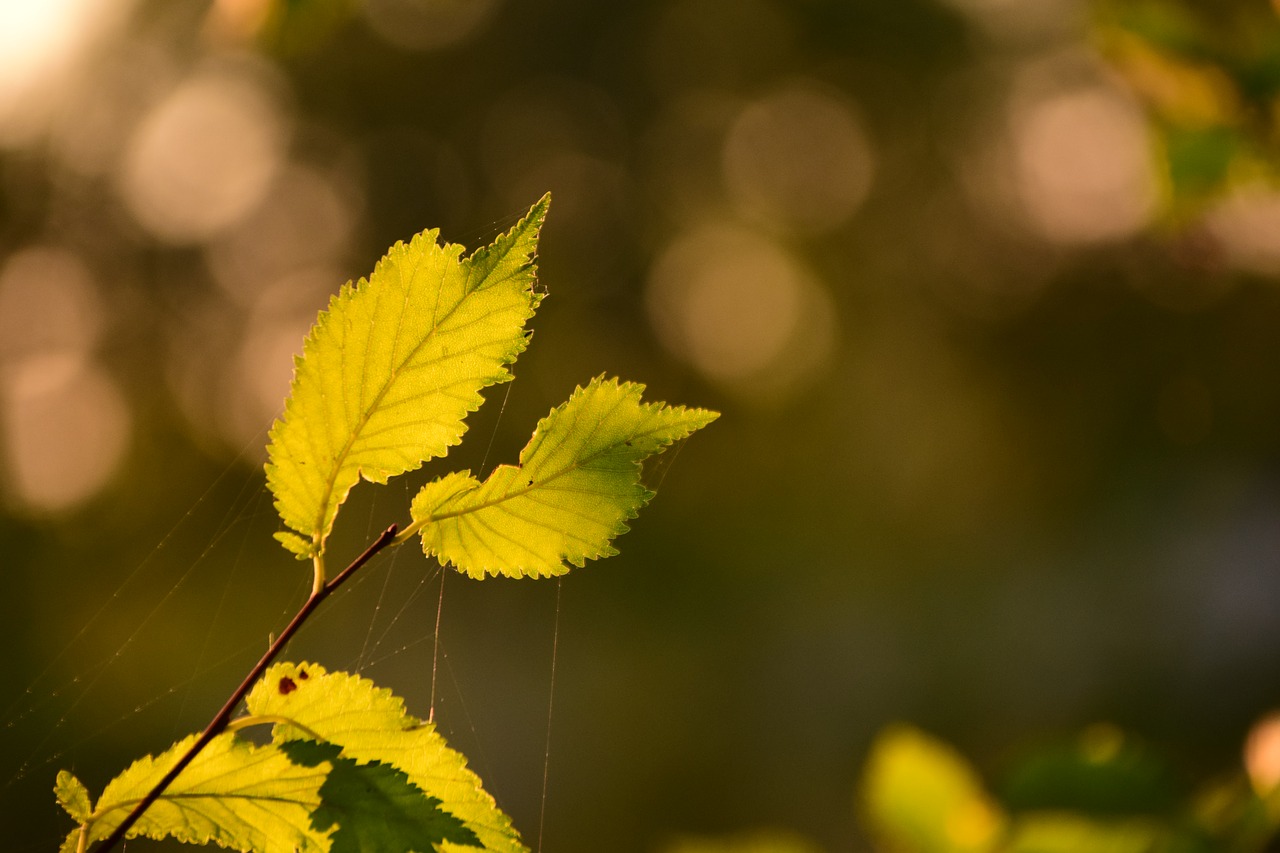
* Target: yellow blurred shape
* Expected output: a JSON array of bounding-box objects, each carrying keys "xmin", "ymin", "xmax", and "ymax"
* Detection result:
[
  {"xmin": 1100, "ymin": 32, "xmax": 1240, "ymax": 129},
  {"xmin": 722, "ymin": 82, "xmax": 874, "ymax": 234},
  {"xmin": 859, "ymin": 724, "xmax": 1005, "ymax": 853}
]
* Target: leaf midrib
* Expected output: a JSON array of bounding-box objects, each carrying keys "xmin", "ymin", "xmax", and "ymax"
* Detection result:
[
  {"xmin": 308, "ymin": 262, "xmax": 491, "ymax": 550},
  {"xmin": 422, "ymin": 410, "xmax": 692, "ymax": 524}
]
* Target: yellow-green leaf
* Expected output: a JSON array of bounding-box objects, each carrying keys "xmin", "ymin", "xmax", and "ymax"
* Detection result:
[
  {"xmin": 265, "ymin": 195, "xmax": 548, "ymax": 560},
  {"xmin": 859, "ymin": 724, "xmax": 1006, "ymax": 853},
  {"xmin": 409, "ymin": 375, "xmax": 719, "ymax": 578},
  {"xmin": 246, "ymin": 661, "xmax": 524, "ymax": 853},
  {"xmin": 54, "ymin": 770, "xmax": 91, "ymax": 824},
  {"xmin": 66, "ymin": 733, "xmax": 331, "ymax": 852}
]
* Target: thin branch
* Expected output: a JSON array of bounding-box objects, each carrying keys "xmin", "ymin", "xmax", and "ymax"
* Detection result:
[{"xmin": 93, "ymin": 524, "xmax": 399, "ymax": 853}]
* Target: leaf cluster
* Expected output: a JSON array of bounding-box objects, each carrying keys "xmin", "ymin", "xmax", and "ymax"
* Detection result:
[{"xmin": 56, "ymin": 195, "xmax": 716, "ymax": 851}]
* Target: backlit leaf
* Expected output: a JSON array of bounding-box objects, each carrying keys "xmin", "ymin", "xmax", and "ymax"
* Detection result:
[
  {"xmin": 265, "ymin": 196, "xmax": 548, "ymax": 559},
  {"xmin": 409, "ymin": 376, "xmax": 719, "ymax": 578},
  {"xmin": 280, "ymin": 739, "xmax": 481, "ymax": 852},
  {"xmin": 54, "ymin": 770, "xmax": 91, "ymax": 824},
  {"xmin": 246, "ymin": 661, "xmax": 526, "ymax": 853},
  {"xmin": 64, "ymin": 732, "xmax": 331, "ymax": 852}
]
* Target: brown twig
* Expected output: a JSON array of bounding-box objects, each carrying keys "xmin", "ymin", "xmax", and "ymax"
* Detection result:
[{"xmin": 94, "ymin": 524, "xmax": 400, "ymax": 853}]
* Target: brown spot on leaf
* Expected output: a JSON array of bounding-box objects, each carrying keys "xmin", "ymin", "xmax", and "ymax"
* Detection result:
[{"xmin": 278, "ymin": 676, "xmax": 297, "ymax": 695}]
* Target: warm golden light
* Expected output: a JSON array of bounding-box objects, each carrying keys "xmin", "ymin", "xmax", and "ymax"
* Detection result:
[
  {"xmin": 1246, "ymin": 711, "xmax": 1280, "ymax": 794},
  {"xmin": 0, "ymin": 0, "xmax": 131, "ymax": 144},
  {"xmin": 1010, "ymin": 85, "xmax": 1156, "ymax": 244}
]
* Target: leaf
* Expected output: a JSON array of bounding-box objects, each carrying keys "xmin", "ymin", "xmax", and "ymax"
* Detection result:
[
  {"xmin": 54, "ymin": 770, "xmax": 91, "ymax": 823},
  {"xmin": 281, "ymin": 739, "xmax": 481, "ymax": 852},
  {"xmin": 859, "ymin": 724, "xmax": 1005, "ymax": 853},
  {"xmin": 409, "ymin": 375, "xmax": 719, "ymax": 578},
  {"xmin": 67, "ymin": 732, "xmax": 332, "ymax": 852},
  {"xmin": 265, "ymin": 195, "xmax": 549, "ymax": 559},
  {"xmin": 246, "ymin": 661, "xmax": 526, "ymax": 853}
]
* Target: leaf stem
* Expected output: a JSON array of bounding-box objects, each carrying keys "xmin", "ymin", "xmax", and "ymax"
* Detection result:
[
  {"xmin": 311, "ymin": 552, "xmax": 326, "ymax": 598},
  {"xmin": 392, "ymin": 519, "xmax": 424, "ymax": 545},
  {"xmin": 92, "ymin": 523, "xmax": 399, "ymax": 853}
]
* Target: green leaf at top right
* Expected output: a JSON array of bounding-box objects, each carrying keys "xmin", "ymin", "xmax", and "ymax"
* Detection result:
[{"xmin": 409, "ymin": 375, "xmax": 718, "ymax": 579}]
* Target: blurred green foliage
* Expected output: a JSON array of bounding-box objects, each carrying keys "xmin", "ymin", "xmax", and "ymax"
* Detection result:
[{"xmin": 1095, "ymin": 0, "xmax": 1280, "ymax": 217}]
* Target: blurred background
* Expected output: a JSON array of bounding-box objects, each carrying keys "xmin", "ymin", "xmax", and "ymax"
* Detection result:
[{"xmin": 4, "ymin": 0, "xmax": 1280, "ymax": 850}]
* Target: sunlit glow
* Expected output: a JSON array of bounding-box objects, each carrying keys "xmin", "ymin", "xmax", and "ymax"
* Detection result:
[
  {"xmin": 362, "ymin": 0, "xmax": 500, "ymax": 51},
  {"xmin": 1010, "ymin": 86, "xmax": 1156, "ymax": 244},
  {"xmin": 118, "ymin": 64, "xmax": 289, "ymax": 243},
  {"xmin": 722, "ymin": 83, "xmax": 875, "ymax": 234},
  {"xmin": 646, "ymin": 223, "xmax": 836, "ymax": 400},
  {"xmin": 2, "ymin": 354, "xmax": 131, "ymax": 513},
  {"xmin": 945, "ymin": 799, "xmax": 1003, "ymax": 849},
  {"xmin": 0, "ymin": 0, "xmax": 130, "ymax": 145},
  {"xmin": 1246, "ymin": 710, "xmax": 1280, "ymax": 794},
  {"xmin": 0, "ymin": 0, "xmax": 83, "ymax": 83}
]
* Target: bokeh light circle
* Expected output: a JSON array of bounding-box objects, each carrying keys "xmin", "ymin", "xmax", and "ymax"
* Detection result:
[
  {"xmin": 118, "ymin": 63, "xmax": 289, "ymax": 243},
  {"xmin": 721, "ymin": 82, "xmax": 875, "ymax": 234},
  {"xmin": 1010, "ymin": 85, "xmax": 1156, "ymax": 244},
  {"xmin": 646, "ymin": 222, "xmax": 837, "ymax": 400}
]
